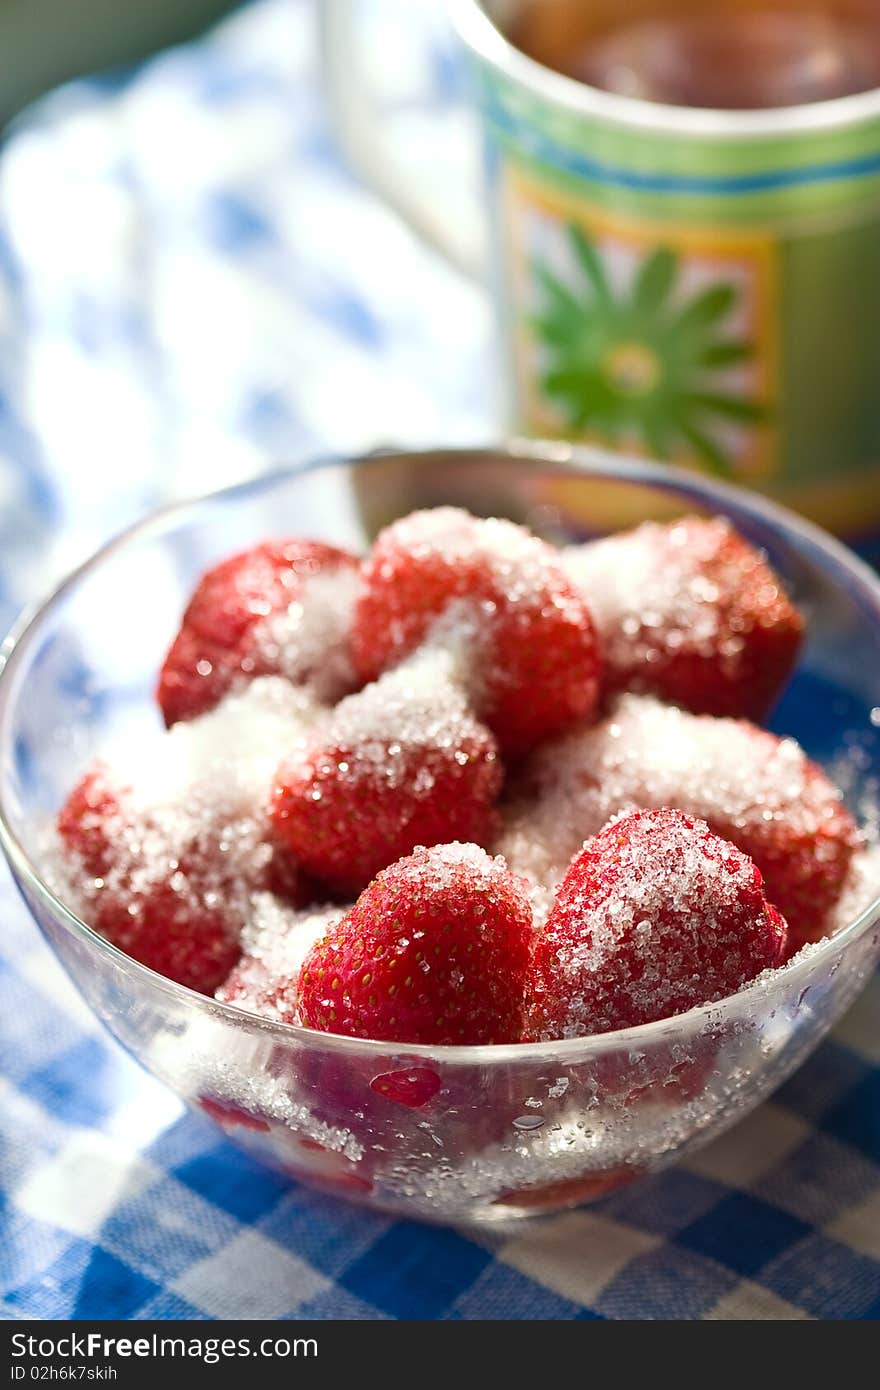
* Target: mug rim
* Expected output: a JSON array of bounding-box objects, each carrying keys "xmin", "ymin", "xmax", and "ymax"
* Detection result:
[{"xmin": 454, "ymin": 0, "xmax": 880, "ymax": 140}]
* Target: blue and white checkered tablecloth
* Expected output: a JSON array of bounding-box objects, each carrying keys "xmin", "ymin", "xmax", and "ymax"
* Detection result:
[{"xmin": 1, "ymin": 0, "xmax": 879, "ymax": 1322}]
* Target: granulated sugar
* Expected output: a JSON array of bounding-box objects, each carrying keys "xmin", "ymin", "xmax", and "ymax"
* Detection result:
[
  {"xmin": 379, "ymin": 507, "xmax": 565, "ymax": 610},
  {"xmin": 133, "ymin": 676, "xmax": 325, "ymax": 813},
  {"xmin": 384, "ymin": 839, "xmax": 517, "ymax": 896},
  {"xmin": 499, "ymin": 694, "xmax": 846, "ymax": 882},
  {"xmin": 828, "ymin": 844, "xmax": 880, "ymax": 933},
  {"xmin": 563, "ymin": 520, "xmax": 726, "ymax": 671},
  {"xmin": 216, "ymin": 897, "xmax": 347, "ymax": 1023},
  {"xmin": 319, "ymin": 644, "xmax": 495, "ymax": 788},
  {"xmin": 250, "ymin": 565, "xmax": 360, "ymax": 703}
]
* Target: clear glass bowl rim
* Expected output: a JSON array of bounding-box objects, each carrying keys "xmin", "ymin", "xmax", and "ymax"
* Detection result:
[{"xmin": 1, "ymin": 440, "xmax": 879, "ymax": 1067}]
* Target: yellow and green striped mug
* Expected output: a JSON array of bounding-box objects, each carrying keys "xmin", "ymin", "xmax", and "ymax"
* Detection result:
[{"xmin": 321, "ymin": 1, "xmax": 880, "ymax": 543}]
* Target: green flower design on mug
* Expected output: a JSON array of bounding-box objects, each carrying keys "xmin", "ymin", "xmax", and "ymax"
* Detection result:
[{"xmin": 532, "ymin": 224, "xmax": 766, "ymax": 473}]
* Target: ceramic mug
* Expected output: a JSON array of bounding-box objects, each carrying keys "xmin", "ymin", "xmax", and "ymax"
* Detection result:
[{"xmin": 320, "ymin": 1, "xmax": 880, "ymax": 542}]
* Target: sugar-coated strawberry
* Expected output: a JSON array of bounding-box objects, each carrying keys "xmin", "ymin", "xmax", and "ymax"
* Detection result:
[
  {"xmin": 297, "ymin": 843, "xmax": 534, "ymax": 1044},
  {"xmin": 502, "ymin": 693, "xmax": 859, "ymax": 952},
  {"xmin": 158, "ymin": 539, "xmax": 360, "ymax": 725},
  {"xmin": 270, "ymin": 649, "xmax": 501, "ymax": 896},
  {"xmin": 564, "ymin": 517, "xmax": 804, "ymax": 719},
  {"xmin": 720, "ymin": 737, "xmax": 859, "ymax": 953},
  {"xmin": 89, "ymin": 875, "xmax": 242, "ymax": 997},
  {"xmin": 57, "ymin": 769, "xmax": 241, "ymax": 992},
  {"xmin": 524, "ymin": 809, "xmax": 789, "ymax": 1041},
  {"xmin": 54, "ymin": 773, "xmax": 306, "ymax": 996},
  {"xmin": 56, "ymin": 763, "xmax": 121, "ymax": 879},
  {"xmin": 351, "ymin": 508, "xmax": 601, "ymax": 755},
  {"xmin": 54, "ymin": 681, "xmax": 324, "ymax": 994}
]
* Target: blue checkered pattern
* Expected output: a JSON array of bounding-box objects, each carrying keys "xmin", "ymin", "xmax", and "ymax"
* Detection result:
[{"xmin": 1, "ymin": 0, "xmax": 879, "ymax": 1320}]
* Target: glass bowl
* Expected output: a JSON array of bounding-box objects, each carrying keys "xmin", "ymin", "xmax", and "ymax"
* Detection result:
[{"xmin": 1, "ymin": 444, "xmax": 879, "ymax": 1224}]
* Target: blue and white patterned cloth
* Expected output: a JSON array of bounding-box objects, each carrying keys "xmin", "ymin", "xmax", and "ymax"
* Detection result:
[{"xmin": 1, "ymin": 0, "xmax": 879, "ymax": 1321}]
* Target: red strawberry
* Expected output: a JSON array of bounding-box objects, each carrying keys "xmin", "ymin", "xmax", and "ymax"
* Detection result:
[
  {"xmin": 158, "ymin": 539, "xmax": 360, "ymax": 725},
  {"xmin": 710, "ymin": 737, "xmax": 859, "ymax": 954},
  {"xmin": 504, "ymin": 693, "xmax": 859, "ymax": 952},
  {"xmin": 369, "ymin": 1068, "xmax": 443, "ymax": 1108},
  {"xmin": 55, "ymin": 766, "xmax": 310, "ymax": 995},
  {"xmin": 70, "ymin": 840, "xmax": 241, "ymax": 995},
  {"xmin": 297, "ymin": 842, "xmax": 534, "ymax": 1044},
  {"xmin": 270, "ymin": 650, "xmax": 502, "ymax": 896},
  {"xmin": 282, "ymin": 1152, "xmax": 374, "ymax": 1198},
  {"xmin": 524, "ymin": 808, "xmax": 789, "ymax": 1041},
  {"xmin": 56, "ymin": 763, "xmax": 121, "ymax": 879},
  {"xmin": 564, "ymin": 517, "xmax": 804, "ymax": 719},
  {"xmin": 493, "ymin": 1168, "xmax": 641, "ymax": 1211},
  {"xmin": 351, "ymin": 507, "xmax": 601, "ymax": 755},
  {"xmin": 56, "ymin": 680, "xmax": 323, "ymax": 994},
  {"xmin": 196, "ymin": 1095, "xmax": 272, "ymax": 1133}
]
